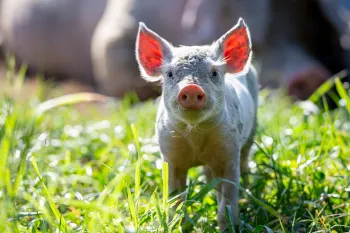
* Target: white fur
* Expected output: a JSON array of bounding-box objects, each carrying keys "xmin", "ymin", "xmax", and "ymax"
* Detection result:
[{"xmin": 136, "ymin": 18, "xmax": 259, "ymax": 231}]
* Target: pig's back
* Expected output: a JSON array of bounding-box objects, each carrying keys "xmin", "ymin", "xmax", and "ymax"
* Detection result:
[
  {"xmin": 227, "ymin": 66, "xmax": 258, "ymax": 108},
  {"xmin": 240, "ymin": 66, "xmax": 259, "ymax": 108}
]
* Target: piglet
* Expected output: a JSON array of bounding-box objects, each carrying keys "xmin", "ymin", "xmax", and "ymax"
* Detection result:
[{"xmin": 135, "ymin": 18, "xmax": 258, "ymax": 231}]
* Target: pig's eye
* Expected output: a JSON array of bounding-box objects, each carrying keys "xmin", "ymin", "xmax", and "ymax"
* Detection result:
[
  {"xmin": 212, "ymin": 70, "xmax": 218, "ymax": 77},
  {"xmin": 167, "ymin": 71, "xmax": 173, "ymax": 78}
]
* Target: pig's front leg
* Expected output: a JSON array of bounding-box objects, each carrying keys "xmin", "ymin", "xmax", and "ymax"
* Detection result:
[
  {"xmin": 211, "ymin": 157, "xmax": 240, "ymax": 232},
  {"xmin": 168, "ymin": 164, "xmax": 188, "ymax": 194}
]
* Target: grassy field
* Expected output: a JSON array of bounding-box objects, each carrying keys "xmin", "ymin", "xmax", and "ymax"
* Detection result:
[{"xmin": 0, "ymin": 75, "xmax": 349, "ymax": 233}]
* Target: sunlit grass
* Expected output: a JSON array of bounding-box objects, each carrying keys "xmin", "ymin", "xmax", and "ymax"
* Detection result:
[{"xmin": 0, "ymin": 73, "xmax": 349, "ymax": 232}]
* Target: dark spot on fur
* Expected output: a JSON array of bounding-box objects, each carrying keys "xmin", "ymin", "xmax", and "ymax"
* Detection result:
[
  {"xmin": 237, "ymin": 122, "xmax": 243, "ymax": 134},
  {"xmin": 233, "ymin": 101, "xmax": 239, "ymax": 111}
]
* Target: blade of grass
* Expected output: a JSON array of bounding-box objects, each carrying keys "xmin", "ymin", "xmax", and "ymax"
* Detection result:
[
  {"xmin": 35, "ymin": 92, "xmax": 111, "ymax": 116},
  {"xmin": 126, "ymin": 185, "xmax": 138, "ymax": 232},
  {"xmin": 162, "ymin": 161, "xmax": 169, "ymax": 223},
  {"xmin": 131, "ymin": 124, "xmax": 141, "ymax": 160},
  {"xmin": 308, "ymin": 69, "xmax": 348, "ymax": 103},
  {"xmin": 0, "ymin": 109, "xmax": 16, "ymax": 190},
  {"xmin": 131, "ymin": 124, "xmax": 142, "ymax": 226},
  {"xmin": 56, "ymin": 198, "xmax": 123, "ymax": 217},
  {"xmin": 15, "ymin": 64, "xmax": 28, "ymax": 90},
  {"xmin": 152, "ymin": 191, "xmax": 168, "ymax": 232},
  {"xmin": 225, "ymin": 205, "xmax": 236, "ymax": 233},
  {"xmin": 31, "ymin": 156, "xmax": 68, "ymax": 231},
  {"xmin": 335, "ymin": 77, "xmax": 350, "ymax": 112}
]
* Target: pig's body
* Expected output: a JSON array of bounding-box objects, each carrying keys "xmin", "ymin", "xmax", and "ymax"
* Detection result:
[
  {"xmin": 156, "ymin": 66, "xmax": 258, "ymax": 229},
  {"xmin": 135, "ymin": 19, "xmax": 258, "ymax": 231},
  {"xmin": 157, "ymin": 67, "xmax": 257, "ymax": 168}
]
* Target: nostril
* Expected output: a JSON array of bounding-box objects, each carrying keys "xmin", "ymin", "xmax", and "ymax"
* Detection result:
[
  {"xmin": 181, "ymin": 95, "xmax": 188, "ymax": 101},
  {"xmin": 197, "ymin": 95, "xmax": 203, "ymax": 101}
]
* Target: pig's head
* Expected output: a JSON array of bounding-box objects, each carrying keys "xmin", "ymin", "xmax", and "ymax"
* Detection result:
[{"xmin": 135, "ymin": 18, "xmax": 252, "ymax": 125}]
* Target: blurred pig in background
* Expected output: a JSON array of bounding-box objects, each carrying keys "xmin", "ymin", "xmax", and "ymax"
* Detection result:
[
  {"xmin": 260, "ymin": 0, "xmax": 350, "ymax": 104},
  {"xmin": 0, "ymin": 0, "xmax": 349, "ymax": 104},
  {"xmin": 0, "ymin": 0, "xmax": 107, "ymax": 85}
]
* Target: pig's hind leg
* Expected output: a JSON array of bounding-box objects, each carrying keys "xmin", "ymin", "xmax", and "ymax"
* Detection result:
[
  {"xmin": 203, "ymin": 165, "xmax": 213, "ymax": 183},
  {"xmin": 240, "ymin": 67, "xmax": 258, "ymax": 188},
  {"xmin": 240, "ymin": 117, "xmax": 257, "ymax": 188},
  {"xmin": 168, "ymin": 165, "xmax": 188, "ymax": 195}
]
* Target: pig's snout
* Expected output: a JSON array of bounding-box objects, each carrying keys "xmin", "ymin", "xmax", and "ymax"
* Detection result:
[{"xmin": 177, "ymin": 84, "xmax": 207, "ymax": 110}]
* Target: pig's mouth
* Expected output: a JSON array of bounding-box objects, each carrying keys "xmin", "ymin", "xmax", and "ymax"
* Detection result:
[{"xmin": 173, "ymin": 100, "xmax": 215, "ymax": 125}]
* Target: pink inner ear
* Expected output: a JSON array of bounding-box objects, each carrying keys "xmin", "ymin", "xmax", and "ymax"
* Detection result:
[
  {"xmin": 223, "ymin": 26, "xmax": 250, "ymax": 73},
  {"xmin": 138, "ymin": 31, "xmax": 163, "ymax": 76}
]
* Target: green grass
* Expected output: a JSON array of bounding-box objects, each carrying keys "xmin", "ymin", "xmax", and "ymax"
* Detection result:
[{"xmin": 0, "ymin": 77, "xmax": 349, "ymax": 232}]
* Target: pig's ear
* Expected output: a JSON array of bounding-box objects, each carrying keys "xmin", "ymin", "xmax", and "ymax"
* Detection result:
[
  {"xmin": 136, "ymin": 22, "xmax": 173, "ymax": 82},
  {"xmin": 214, "ymin": 18, "xmax": 252, "ymax": 74}
]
